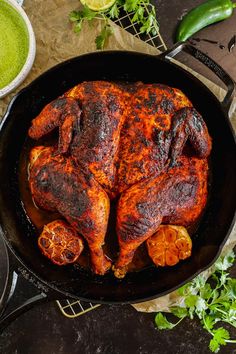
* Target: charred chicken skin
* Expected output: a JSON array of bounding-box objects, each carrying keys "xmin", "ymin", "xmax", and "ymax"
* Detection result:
[
  {"xmin": 28, "ymin": 81, "xmax": 212, "ymax": 276},
  {"xmin": 29, "ymin": 146, "xmax": 111, "ymax": 275},
  {"xmin": 115, "ymin": 156, "xmax": 207, "ymax": 277}
]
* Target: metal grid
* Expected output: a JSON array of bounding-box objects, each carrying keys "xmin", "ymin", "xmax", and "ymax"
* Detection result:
[
  {"xmin": 56, "ymin": 299, "xmax": 100, "ymax": 318},
  {"xmin": 56, "ymin": 4, "xmax": 166, "ymax": 319},
  {"xmin": 112, "ymin": 4, "xmax": 167, "ymax": 51}
]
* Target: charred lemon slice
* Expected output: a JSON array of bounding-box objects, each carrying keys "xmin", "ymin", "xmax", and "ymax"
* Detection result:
[{"xmin": 146, "ymin": 225, "xmax": 192, "ymax": 267}]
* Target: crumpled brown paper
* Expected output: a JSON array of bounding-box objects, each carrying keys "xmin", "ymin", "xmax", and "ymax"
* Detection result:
[
  {"xmin": 0, "ymin": 0, "xmax": 235, "ymax": 312},
  {"xmin": 0, "ymin": 0, "xmax": 159, "ymax": 116}
]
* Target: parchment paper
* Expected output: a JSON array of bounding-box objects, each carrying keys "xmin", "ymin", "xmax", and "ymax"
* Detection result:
[{"xmin": 0, "ymin": 0, "xmax": 235, "ymax": 312}]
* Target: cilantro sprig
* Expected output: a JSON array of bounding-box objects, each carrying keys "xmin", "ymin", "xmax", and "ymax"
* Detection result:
[
  {"xmin": 69, "ymin": 0, "xmax": 159, "ymax": 49},
  {"xmin": 155, "ymin": 250, "xmax": 236, "ymax": 353}
]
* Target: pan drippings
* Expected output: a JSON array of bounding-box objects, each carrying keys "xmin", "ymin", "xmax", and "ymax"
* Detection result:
[{"xmin": 19, "ymin": 137, "xmax": 152, "ymax": 272}]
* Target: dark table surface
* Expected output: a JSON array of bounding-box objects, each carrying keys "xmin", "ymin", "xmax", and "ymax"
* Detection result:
[{"xmin": 1, "ymin": 1, "xmax": 236, "ymax": 353}]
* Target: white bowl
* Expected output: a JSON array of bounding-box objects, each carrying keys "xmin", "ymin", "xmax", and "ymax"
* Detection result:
[{"xmin": 0, "ymin": 0, "xmax": 36, "ymax": 98}]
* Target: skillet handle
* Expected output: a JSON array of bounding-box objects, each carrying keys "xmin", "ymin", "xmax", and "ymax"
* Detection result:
[
  {"xmin": 159, "ymin": 42, "xmax": 236, "ymax": 115},
  {"xmin": 0, "ymin": 241, "xmax": 62, "ymax": 332}
]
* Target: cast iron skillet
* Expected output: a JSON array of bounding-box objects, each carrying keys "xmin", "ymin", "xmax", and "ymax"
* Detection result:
[{"xmin": 0, "ymin": 43, "xmax": 235, "ymax": 330}]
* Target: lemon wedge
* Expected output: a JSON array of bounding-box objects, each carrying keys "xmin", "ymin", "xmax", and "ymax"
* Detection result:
[{"xmin": 80, "ymin": 0, "xmax": 116, "ymax": 11}]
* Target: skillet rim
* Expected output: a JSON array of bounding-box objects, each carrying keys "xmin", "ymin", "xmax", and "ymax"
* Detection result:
[{"xmin": 0, "ymin": 50, "xmax": 235, "ymax": 304}]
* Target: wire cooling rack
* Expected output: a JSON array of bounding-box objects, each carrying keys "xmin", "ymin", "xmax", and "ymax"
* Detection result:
[
  {"xmin": 111, "ymin": 4, "xmax": 167, "ymax": 51},
  {"xmin": 56, "ymin": 4, "xmax": 167, "ymax": 319},
  {"xmin": 56, "ymin": 299, "xmax": 100, "ymax": 318}
]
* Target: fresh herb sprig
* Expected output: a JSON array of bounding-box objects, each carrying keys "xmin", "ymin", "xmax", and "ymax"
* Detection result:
[
  {"xmin": 69, "ymin": 0, "xmax": 159, "ymax": 49},
  {"xmin": 155, "ymin": 250, "xmax": 236, "ymax": 353}
]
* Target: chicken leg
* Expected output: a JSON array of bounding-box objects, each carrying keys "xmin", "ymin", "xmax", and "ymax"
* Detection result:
[
  {"xmin": 29, "ymin": 146, "xmax": 111, "ymax": 275},
  {"xmin": 114, "ymin": 156, "xmax": 208, "ymax": 278}
]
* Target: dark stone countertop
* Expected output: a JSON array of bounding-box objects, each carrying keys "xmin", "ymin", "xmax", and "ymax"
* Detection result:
[
  {"xmin": 157, "ymin": 0, "xmax": 236, "ymax": 88},
  {"xmin": 1, "ymin": 1, "xmax": 236, "ymax": 353}
]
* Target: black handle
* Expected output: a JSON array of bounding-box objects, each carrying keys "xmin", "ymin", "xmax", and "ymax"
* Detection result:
[
  {"xmin": 0, "ymin": 240, "xmax": 62, "ymax": 332},
  {"xmin": 159, "ymin": 42, "xmax": 236, "ymax": 115}
]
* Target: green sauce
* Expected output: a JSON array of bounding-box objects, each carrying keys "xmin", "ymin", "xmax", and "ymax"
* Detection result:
[{"xmin": 0, "ymin": 0, "xmax": 29, "ymax": 89}]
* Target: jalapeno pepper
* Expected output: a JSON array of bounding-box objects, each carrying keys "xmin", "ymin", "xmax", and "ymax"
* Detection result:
[{"xmin": 176, "ymin": 0, "xmax": 236, "ymax": 42}]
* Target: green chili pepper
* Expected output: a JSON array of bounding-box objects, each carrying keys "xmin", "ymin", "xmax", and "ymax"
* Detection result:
[{"xmin": 176, "ymin": 0, "xmax": 236, "ymax": 42}]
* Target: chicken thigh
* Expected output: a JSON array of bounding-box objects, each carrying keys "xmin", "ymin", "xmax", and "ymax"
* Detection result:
[
  {"xmin": 29, "ymin": 146, "xmax": 111, "ymax": 275},
  {"xmin": 114, "ymin": 156, "xmax": 208, "ymax": 277}
]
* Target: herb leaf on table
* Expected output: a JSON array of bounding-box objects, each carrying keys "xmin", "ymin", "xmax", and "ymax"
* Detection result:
[
  {"xmin": 155, "ymin": 250, "xmax": 236, "ymax": 353},
  {"xmin": 95, "ymin": 23, "xmax": 113, "ymax": 50},
  {"xmin": 69, "ymin": 0, "xmax": 159, "ymax": 49}
]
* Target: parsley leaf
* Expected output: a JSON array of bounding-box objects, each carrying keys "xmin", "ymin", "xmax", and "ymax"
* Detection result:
[
  {"xmin": 155, "ymin": 313, "xmax": 175, "ymax": 330},
  {"xmin": 95, "ymin": 24, "xmax": 113, "ymax": 49},
  {"xmin": 203, "ymin": 315, "xmax": 215, "ymax": 331},
  {"xmin": 70, "ymin": 0, "xmax": 159, "ymax": 49},
  {"xmin": 69, "ymin": 7, "xmax": 97, "ymax": 22},
  {"xmin": 214, "ymin": 250, "xmax": 235, "ymax": 271},
  {"xmin": 228, "ymin": 278, "xmax": 236, "ymax": 299},
  {"xmin": 200, "ymin": 283, "xmax": 212, "ymax": 300},
  {"xmin": 132, "ymin": 6, "xmax": 144, "ymax": 23},
  {"xmin": 69, "ymin": 10, "xmax": 83, "ymax": 22},
  {"xmin": 177, "ymin": 282, "xmax": 191, "ymax": 296},
  {"xmin": 154, "ymin": 250, "xmax": 236, "ymax": 353},
  {"xmin": 74, "ymin": 21, "xmax": 83, "ymax": 33},
  {"xmin": 185, "ymin": 294, "xmax": 198, "ymax": 308},
  {"xmin": 69, "ymin": 7, "xmax": 97, "ymax": 35},
  {"xmin": 170, "ymin": 306, "xmax": 188, "ymax": 319},
  {"xmin": 124, "ymin": 0, "xmax": 139, "ymax": 12},
  {"xmin": 209, "ymin": 328, "xmax": 230, "ymax": 353},
  {"xmin": 140, "ymin": 11, "xmax": 156, "ymax": 34},
  {"xmin": 82, "ymin": 5, "xmax": 97, "ymax": 20},
  {"xmin": 108, "ymin": 3, "xmax": 120, "ymax": 18}
]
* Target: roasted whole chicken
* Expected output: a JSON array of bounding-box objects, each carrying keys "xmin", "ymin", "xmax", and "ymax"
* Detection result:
[{"xmin": 28, "ymin": 81, "xmax": 212, "ymax": 277}]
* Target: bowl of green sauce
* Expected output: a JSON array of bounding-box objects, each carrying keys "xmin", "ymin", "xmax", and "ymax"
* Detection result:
[{"xmin": 0, "ymin": 0, "xmax": 36, "ymax": 98}]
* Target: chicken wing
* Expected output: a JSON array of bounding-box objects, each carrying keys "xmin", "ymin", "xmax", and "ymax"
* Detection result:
[{"xmin": 29, "ymin": 81, "xmax": 128, "ymax": 195}]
